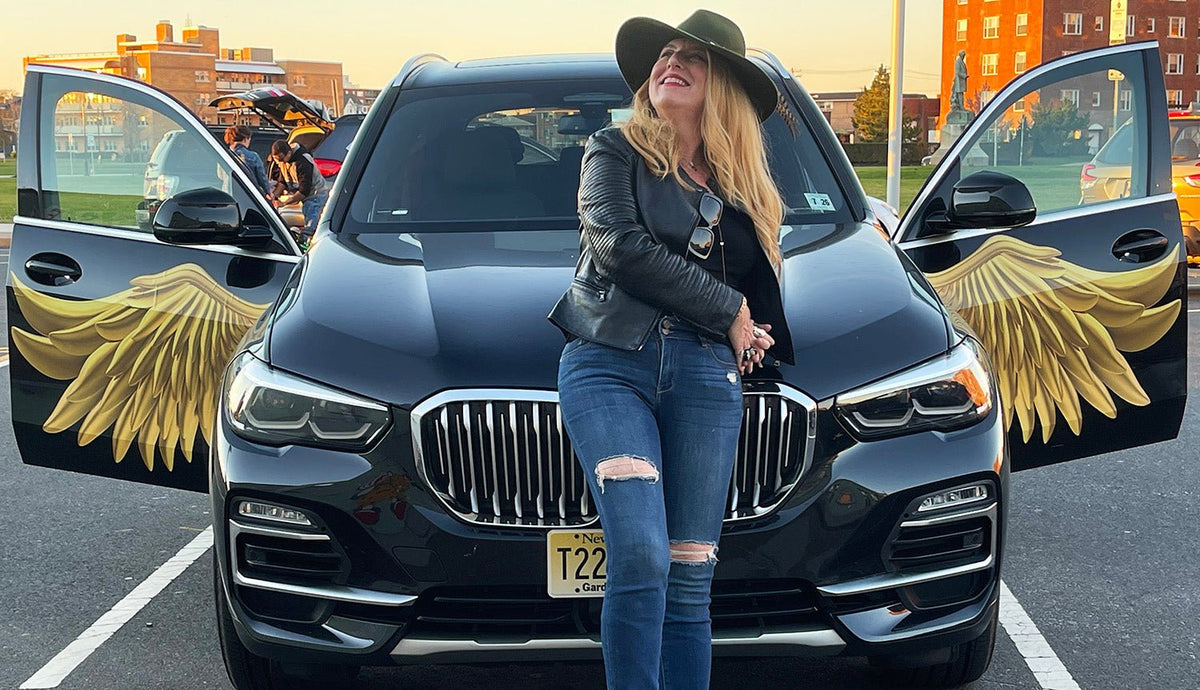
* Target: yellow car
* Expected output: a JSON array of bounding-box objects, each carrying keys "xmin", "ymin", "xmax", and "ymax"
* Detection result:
[{"xmin": 1083, "ymin": 108, "xmax": 1200, "ymax": 263}]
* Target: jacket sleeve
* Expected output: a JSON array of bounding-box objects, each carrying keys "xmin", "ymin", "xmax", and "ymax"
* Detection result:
[
  {"xmin": 251, "ymin": 154, "xmax": 271, "ymax": 195},
  {"xmin": 294, "ymin": 155, "xmax": 316, "ymax": 197},
  {"xmin": 578, "ymin": 132, "xmax": 744, "ymax": 335}
]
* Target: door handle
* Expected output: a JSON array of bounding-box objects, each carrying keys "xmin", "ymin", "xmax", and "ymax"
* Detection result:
[
  {"xmin": 24, "ymin": 253, "xmax": 82, "ymax": 286},
  {"xmin": 1111, "ymin": 230, "xmax": 1169, "ymax": 263}
]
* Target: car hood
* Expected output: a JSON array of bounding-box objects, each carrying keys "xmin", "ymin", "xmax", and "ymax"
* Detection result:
[
  {"xmin": 266, "ymin": 223, "xmax": 951, "ymax": 408},
  {"xmin": 209, "ymin": 88, "xmax": 334, "ymax": 134}
]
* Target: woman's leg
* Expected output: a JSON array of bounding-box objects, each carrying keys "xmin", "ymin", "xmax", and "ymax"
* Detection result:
[
  {"xmin": 657, "ymin": 336, "xmax": 744, "ymax": 690},
  {"xmin": 558, "ymin": 338, "xmax": 669, "ymax": 690}
]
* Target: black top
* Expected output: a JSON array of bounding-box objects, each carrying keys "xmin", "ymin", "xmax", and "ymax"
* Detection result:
[{"xmin": 686, "ymin": 199, "xmax": 760, "ymax": 293}]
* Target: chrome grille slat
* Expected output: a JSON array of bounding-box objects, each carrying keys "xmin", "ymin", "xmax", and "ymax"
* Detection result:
[
  {"xmin": 555, "ymin": 405, "xmax": 568, "ymax": 521},
  {"xmin": 509, "ymin": 402, "xmax": 523, "ymax": 520},
  {"xmin": 533, "ymin": 403, "xmax": 546, "ymax": 521},
  {"xmin": 412, "ymin": 388, "xmax": 816, "ymax": 529}
]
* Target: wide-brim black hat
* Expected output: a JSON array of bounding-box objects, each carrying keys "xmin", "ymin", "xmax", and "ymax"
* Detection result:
[{"xmin": 615, "ymin": 9, "xmax": 778, "ymax": 122}]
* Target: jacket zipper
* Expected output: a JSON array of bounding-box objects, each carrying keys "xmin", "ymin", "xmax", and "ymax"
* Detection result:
[{"xmin": 573, "ymin": 277, "xmax": 608, "ymax": 302}]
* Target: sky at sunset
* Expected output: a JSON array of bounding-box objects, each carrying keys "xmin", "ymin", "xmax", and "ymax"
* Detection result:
[{"xmin": 3, "ymin": 1, "xmax": 943, "ymax": 96}]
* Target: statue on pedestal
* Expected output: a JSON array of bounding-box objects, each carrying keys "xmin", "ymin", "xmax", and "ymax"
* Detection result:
[
  {"xmin": 926, "ymin": 50, "xmax": 986, "ymax": 166},
  {"xmin": 947, "ymin": 50, "xmax": 972, "ymax": 124},
  {"xmin": 951, "ymin": 50, "xmax": 967, "ymax": 110}
]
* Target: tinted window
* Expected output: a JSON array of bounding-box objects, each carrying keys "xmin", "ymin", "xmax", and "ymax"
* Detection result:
[
  {"xmin": 1094, "ymin": 120, "xmax": 1133, "ymax": 165},
  {"xmin": 345, "ymin": 78, "xmax": 850, "ymax": 232},
  {"xmin": 312, "ymin": 115, "xmax": 364, "ymax": 163},
  {"xmin": 1168, "ymin": 119, "xmax": 1200, "ymax": 161},
  {"xmin": 34, "ymin": 74, "xmax": 280, "ymax": 240},
  {"xmin": 952, "ymin": 51, "xmax": 1149, "ymax": 213}
]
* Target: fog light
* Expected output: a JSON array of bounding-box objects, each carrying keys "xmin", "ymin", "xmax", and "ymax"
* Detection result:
[
  {"xmin": 237, "ymin": 500, "xmax": 313, "ymax": 526},
  {"xmin": 917, "ymin": 484, "xmax": 990, "ymax": 512}
]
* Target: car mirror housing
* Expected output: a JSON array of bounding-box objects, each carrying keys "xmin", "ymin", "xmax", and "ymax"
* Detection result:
[
  {"xmin": 152, "ymin": 187, "xmax": 273, "ymax": 247},
  {"xmin": 946, "ymin": 170, "xmax": 1037, "ymax": 230}
]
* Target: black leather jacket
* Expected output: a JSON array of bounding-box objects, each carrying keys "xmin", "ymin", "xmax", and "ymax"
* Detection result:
[{"xmin": 549, "ymin": 128, "xmax": 794, "ymax": 365}]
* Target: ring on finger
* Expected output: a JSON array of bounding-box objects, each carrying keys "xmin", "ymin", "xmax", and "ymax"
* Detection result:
[{"xmin": 752, "ymin": 326, "xmax": 766, "ymax": 339}]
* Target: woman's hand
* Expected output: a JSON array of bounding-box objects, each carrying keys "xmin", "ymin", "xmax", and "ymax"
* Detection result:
[
  {"xmin": 751, "ymin": 322, "xmax": 775, "ymax": 355},
  {"xmin": 727, "ymin": 302, "xmax": 766, "ymax": 375}
]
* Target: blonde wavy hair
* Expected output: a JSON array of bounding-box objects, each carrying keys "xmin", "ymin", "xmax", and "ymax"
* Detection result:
[{"xmin": 620, "ymin": 50, "xmax": 784, "ymax": 269}]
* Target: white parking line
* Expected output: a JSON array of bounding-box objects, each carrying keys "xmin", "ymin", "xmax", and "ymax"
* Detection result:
[
  {"xmin": 999, "ymin": 579, "xmax": 1080, "ymax": 690},
  {"xmin": 19, "ymin": 526, "xmax": 213, "ymax": 689}
]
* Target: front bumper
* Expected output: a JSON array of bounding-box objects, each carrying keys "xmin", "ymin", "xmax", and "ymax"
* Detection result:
[{"xmin": 211, "ymin": 384, "xmax": 1008, "ymax": 667}]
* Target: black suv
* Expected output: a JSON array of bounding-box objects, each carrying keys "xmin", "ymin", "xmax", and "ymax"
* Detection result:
[{"xmin": 8, "ymin": 43, "xmax": 1185, "ymax": 689}]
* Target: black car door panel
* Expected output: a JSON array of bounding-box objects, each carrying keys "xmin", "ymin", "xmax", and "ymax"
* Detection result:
[
  {"xmin": 899, "ymin": 42, "xmax": 1186, "ymax": 471},
  {"xmin": 8, "ymin": 66, "xmax": 299, "ymax": 491}
]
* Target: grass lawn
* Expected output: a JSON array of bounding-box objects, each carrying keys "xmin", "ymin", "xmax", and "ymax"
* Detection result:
[
  {"xmin": 852, "ymin": 165, "xmax": 935, "ymax": 216},
  {"xmin": 0, "ymin": 157, "xmax": 14, "ymax": 222}
]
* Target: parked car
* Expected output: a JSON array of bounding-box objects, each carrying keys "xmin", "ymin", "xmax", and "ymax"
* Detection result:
[
  {"xmin": 8, "ymin": 41, "xmax": 1184, "ymax": 690},
  {"xmin": 1083, "ymin": 105, "xmax": 1200, "ymax": 263},
  {"xmin": 309, "ymin": 113, "xmax": 364, "ymax": 180}
]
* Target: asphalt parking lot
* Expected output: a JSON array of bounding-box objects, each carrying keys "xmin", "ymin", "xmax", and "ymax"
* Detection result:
[{"xmin": 0, "ymin": 242, "xmax": 1196, "ymax": 689}]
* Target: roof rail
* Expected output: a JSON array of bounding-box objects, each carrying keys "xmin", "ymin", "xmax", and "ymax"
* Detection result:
[
  {"xmin": 746, "ymin": 48, "xmax": 794, "ymax": 83},
  {"xmin": 387, "ymin": 53, "xmax": 449, "ymax": 90}
]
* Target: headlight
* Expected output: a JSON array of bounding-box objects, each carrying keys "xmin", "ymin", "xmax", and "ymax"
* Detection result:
[
  {"xmin": 835, "ymin": 339, "xmax": 993, "ymax": 440},
  {"xmin": 224, "ymin": 353, "xmax": 391, "ymax": 451}
]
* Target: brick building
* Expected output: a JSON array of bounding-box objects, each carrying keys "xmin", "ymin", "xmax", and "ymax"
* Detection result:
[
  {"xmin": 342, "ymin": 79, "xmax": 381, "ymax": 115},
  {"xmin": 24, "ymin": 20, "xmax": 345, "ymax": 138},
  {"xmin": 0, "ymin": 94, "xmax": 19, "ymax": 154},
  {"xmin": 809, "ymin": 90, "xmax": 942, "ymax": 144},
  {"xmin": 942, "ymin": 0, "xmax": 1200, "ymax": 130}
]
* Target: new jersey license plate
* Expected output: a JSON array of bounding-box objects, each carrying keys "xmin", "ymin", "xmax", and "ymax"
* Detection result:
[{"xmin": 546, "ymin": 529, "xmax": 606, "ymax": 598}]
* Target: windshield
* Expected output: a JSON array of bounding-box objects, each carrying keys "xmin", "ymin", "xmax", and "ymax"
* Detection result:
[
  {"xmin": 1169, "ymin": 118, "xmax": 1200, "ymax": 161},
  {"xmin": 345, "ymin": 78, "xmax": 851, "ymax": 232}
]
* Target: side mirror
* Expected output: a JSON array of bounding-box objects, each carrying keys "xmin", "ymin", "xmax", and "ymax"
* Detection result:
[
  {"xmin": 946, "ymin": 170, "xmax": 1036, "ymax": 229},
  {"xmin": 152, "ymin": 187, "xmax": 273, "ymax": 247}
]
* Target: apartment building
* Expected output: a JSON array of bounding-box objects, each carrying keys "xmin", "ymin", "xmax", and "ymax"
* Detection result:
[
  {"xmin": 942, "ymin": 0, "xmax": 1200, "ymax": 130},
  {"xmin": 24, "ymin": 20, "xmax": 345, "ymax": 154}
]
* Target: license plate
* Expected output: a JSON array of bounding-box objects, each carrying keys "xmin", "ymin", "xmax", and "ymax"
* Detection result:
[{"xmin": 546, "ymin": 529, "xmax": 606, "ymax": 598}]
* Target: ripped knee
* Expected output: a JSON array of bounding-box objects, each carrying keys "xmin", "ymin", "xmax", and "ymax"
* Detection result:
[
  {"xmin": 595, "ymin": 455, "xmax": 658, "ymax": 491},
  {"xmin": 669, "ymin": 540, "xmax": 718, "ymax": 565}
]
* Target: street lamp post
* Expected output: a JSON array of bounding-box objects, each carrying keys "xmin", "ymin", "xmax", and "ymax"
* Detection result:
[
  {"xmin": 886, "ymin": 0, "xmax": 906, "ymax": 211},
  {"xmin": 80, "ymin": 93, "xmax": 93, "ymax": 176}
]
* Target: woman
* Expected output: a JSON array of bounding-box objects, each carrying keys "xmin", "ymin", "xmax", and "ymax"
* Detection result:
[
  {"xmin": 548, "ymin": 9, "xmax": 795, "ymax": 689},
  {"xmin": 223, "ymin": 125, "xmax": 271, "ymax": 195}
]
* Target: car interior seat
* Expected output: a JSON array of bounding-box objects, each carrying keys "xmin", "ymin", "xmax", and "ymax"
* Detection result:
[
  {"xmin": 554, "ymin": 145, "xmax": 586, "ymax": 215},
  {"xmin": 1173, "ymin": 137, "xmax": 1200, "ymax": 160},
  {"xmin": 428, "ymin": 127, "xmax": 545, "ymax": 219}
]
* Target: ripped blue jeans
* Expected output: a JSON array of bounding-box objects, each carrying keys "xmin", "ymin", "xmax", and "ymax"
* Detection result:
[{"xmin": 557, "ymin": 316, "xmax": 744, "ymax": 690}]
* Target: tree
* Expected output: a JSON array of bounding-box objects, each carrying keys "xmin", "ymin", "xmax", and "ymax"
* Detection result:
[
  {"xmin": 1027, "ymin": 97, "xmax": 1090, "ymax": 157},
  {"xmin": 851, "ymin": 65, "xmax": 921, "ymax": 143}
]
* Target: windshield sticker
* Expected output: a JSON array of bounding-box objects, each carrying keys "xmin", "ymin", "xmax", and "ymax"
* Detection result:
[
  {"xmin": 804, "ymin": 193, "xmax": 835, "ymax": 212},
  {"xmin": 611, "ymin": 108, "xmax": 633, "ymax": 124}
]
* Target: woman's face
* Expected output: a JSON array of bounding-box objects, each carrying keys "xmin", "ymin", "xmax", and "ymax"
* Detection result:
[{"xmin": 648, "ymin": 38, "xmax": 709, "ymax": 121}]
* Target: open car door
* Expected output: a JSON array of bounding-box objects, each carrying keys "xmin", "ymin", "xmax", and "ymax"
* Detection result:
[
  {"xmin": 7, "ymin": 66, "xmax": 301, "ymax": 491},
  {"xmin": 898, "ymin": 42, "xmax": 1186, "ymax": 471}
]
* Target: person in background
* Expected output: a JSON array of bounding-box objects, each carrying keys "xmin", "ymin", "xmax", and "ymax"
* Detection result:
[
  {"xmin": 269, "ymin": 138, "xmax": 329, "ymax": 243},
  {"xmin": 223, "ymin": 125, "xmax": 271, "ymax": 195}
]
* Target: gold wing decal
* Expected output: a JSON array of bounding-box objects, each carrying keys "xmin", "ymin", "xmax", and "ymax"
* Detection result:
[
  {"xmin": 926, "ymin": 236, "xmax": 1180, "ymax": 443},
  {"xmin": 10, "ymin": 264, "xmax": 271, "ymax": 470}
]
